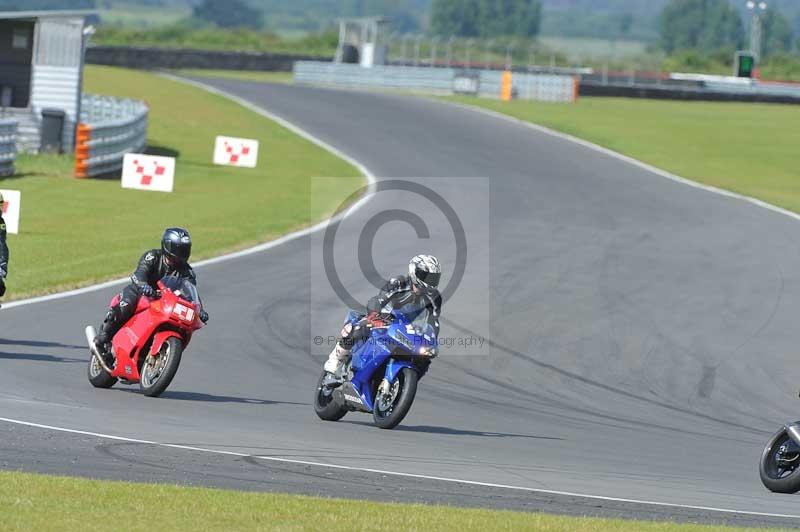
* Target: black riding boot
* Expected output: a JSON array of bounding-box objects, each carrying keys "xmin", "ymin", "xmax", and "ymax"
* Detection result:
[{"xmin": 94, "ymin": 307, "xmax": 121, "ymax": 367}]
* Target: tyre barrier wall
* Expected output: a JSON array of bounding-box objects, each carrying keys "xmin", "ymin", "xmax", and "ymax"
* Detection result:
[
  {"xmin": 74, "ymin": 94, "xmax": 148, "ymax": 178},
  {"xmin": 293, "ymin": 61, "xmax": 579, "ymax": 103},
  {"xmin": 0, "ymin": 120, "xmax": 18, "ymax": 177},
  {"xmin": 86, "ymin": 45, "xmax": 328, "ymax": 72},
  {"xmin": 580, "ymin": 82, "xmax": 800, "ymax": 104}
]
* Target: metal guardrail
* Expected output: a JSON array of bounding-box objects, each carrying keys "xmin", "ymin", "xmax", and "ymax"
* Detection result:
[
  {"xmin": 75, "ymin": 94, "xmax": 148, "ymax": 178},
  {"xmin": 294, "ymin": 61, "xmax": 578, "ymax": 103},
  {"xmin": 0, "ymin": 120, "xmax": 18, "ymax": 178}
]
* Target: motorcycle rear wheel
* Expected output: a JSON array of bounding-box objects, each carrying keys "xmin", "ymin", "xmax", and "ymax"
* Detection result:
[
  {"xmin": 87, "ymin": 353, "xmax": 117, "ymax": 389},
  {"xmin": 372, "ymin": 367, "xmax": 418, "ymax": 430},
  {"xmin": 140, "ymin": 337, "xmax": 183, "ymax": 398},
  {"xmin": 314, "ymin": 371, "xmax": 348, "ymax": 421},
  {"xmin": 760, "ymin": 428, "xmax": 800, "ymax": 493}
]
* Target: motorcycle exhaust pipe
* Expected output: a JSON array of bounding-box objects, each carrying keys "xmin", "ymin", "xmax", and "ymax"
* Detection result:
[
  {"xmin": 84, "ymin": 325, "xmax": 97, "ymax": 347},
  {"xmin": 785, "ymin": 422, "xmax": 800, "ymax": 447},
  {"xmin": 85, "ymin": 325, "xmax": 113, "ymax": 374}
]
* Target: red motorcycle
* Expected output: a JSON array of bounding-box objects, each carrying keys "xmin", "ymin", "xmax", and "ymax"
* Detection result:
[{"xmin": 84, "ymin": 276, "xmax": 205, "ymax": 397}]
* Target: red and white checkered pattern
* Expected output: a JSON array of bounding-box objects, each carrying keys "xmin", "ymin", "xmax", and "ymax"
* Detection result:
[
  {"xmin": 121, "ymin": 154, "xmax": 175, "ymax": 193},
  {"xmin": 213, "ymin": 136, "xmax": 259, "ymax": 168},
  {"xmin": 0, "ymin": 189, "xmax": 21, "ymax": 234}
]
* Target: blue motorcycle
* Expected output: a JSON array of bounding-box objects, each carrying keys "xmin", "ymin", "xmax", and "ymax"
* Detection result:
[{"xmin": 314, "ymin": 304, "xmax": 438, "ymax": 429}]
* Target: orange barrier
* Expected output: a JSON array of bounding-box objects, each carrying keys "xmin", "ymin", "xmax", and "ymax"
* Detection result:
[
  {"xmin": 74, "ymin": 123, "xmax": 91, "ymax": 178},
  {"xmin": 573, "ymin": 77, "xmax": 580, "ymax": 103},
  {"xmin": 501, "ymin": 70, "xmax": 513, "ymax": 101}
]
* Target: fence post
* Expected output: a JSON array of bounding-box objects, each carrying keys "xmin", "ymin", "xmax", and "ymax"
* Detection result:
[
  {"xmin": 74, "ymin": 123, "xmax": 92, "ymax": 178},
  {"xmin": 446, "ymin": 36, "xmax": 454, "ymax": 67}
]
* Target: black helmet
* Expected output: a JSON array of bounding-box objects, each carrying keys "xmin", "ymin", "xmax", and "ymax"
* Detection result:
[{"xmin": 161, "ymin": 227, "xmax": 191, "ymax": 268}]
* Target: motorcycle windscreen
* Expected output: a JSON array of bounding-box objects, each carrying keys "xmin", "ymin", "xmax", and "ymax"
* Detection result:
[
  {"xmin": 160, "ymin": 275, "xmax": 200, "ymax": 304},
  {"xmin": 394, "ymin": 301, "xmax": 435, "ymax": 336}
]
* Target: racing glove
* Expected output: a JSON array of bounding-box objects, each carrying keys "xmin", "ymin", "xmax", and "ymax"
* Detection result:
[
  {"xmin": 199, "ymin": 310, "xmax": 209, "ymax": 324},
  {"xmin": 140, "ymin": 284, "xmax": 157, "ymax": 298},
  {"xmin": 365, "ymin": 312, "xmax": 389, "ymax": 328}
]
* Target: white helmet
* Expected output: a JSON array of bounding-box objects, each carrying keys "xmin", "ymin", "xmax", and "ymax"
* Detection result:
[{"xmin": 409, "ymin": 255, "xmax": 441, "ymax": 292}]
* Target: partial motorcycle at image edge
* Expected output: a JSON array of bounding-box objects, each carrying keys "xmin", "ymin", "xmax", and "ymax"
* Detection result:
[
  {"xmin": 760, "ymin": 417, "xmax": 800, "ymax": 493},
  {"xmin": 314, "ymin": 307, "xmax": 438, "ymax": 429},
  {"xmin": 84, "ymin": 276, "xmax": 205, "ymax": 397}
]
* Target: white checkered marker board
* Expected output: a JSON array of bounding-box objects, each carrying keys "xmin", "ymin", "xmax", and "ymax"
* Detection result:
[
  {"xmin": 121, "ymin": 154, "xmax": 176, "ymax": 193},
  {"xmin": 213, "ymin": 136, "xmax": 259, "ymax": 168},
  {"xmin": 0, "ymin": 189, "xmax": 20, "ymax": 234}
]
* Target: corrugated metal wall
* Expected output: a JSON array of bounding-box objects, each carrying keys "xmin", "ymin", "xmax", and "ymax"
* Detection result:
[
  {"xmin": 14, "ymin": 16, "xmax": 84, "ymax": 152},
  {"xmin": 30, "ymin": 65, "xmax": 80, "ymax": 150}
]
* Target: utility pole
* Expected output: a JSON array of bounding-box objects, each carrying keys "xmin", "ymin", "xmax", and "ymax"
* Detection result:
[{"xmin": 746, "ymin": 1, "xmax": 767, "ymax": 60}]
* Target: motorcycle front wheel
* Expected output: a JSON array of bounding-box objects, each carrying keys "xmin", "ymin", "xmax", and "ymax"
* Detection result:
[
  {"xmin": 760, "ymin": 428, "xmax": 800, "ymax": 493},
  {"xmin": 314, "ymin": 371, "xmax": 348, "ymax": 421},
  {"xmin": 140, "ymin": 337, "xmax": 183, "ymax": 398},
  {"xmin": 372, "ymin": 367, "xmax": 418, "ymax": 430}
]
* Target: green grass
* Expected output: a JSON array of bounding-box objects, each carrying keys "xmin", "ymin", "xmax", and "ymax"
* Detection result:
[
  {"xmin": 98, "ymin": 5, "xmax": 191, "ymax": 28},
  {"xmin": 539, "ymin": 37, "xmax": 649, "ymax": 61},
  {"xmin": 0, "ymin": 470, "xmax": 786, "ymax": 532},
  {"xmin": 175, "ymin": 69, "xmax": 293, "ymax": 84},
  {"xmin": 7, "ymin": 65, "xmax": 361, "ymax": 299},
  {"xmin": 93, "ymin": 26, "xmax": 338, "ymax": 57},
  {"xmin": 446, "ymin": 95, "xmax": 800, "ymax": 214}
]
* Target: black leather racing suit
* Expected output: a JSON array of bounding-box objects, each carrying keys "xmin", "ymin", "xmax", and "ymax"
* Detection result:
[
  {"xmin": 0, "ymin": 214, "xmax": 8, "ymax": 297},
  {"xmin": 340, "ymin": 275, "xmax": 442, "ymax": 350},
  {"xmin": 97, "ymin": 249, "xmax": 197, "ymax": 344}
]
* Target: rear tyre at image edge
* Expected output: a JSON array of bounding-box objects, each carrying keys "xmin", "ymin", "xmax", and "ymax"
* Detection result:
[
  {"xmin": 87, "ymin": 353, "xmax": 117, "ymax": 389},
  {"xmin": 760, "ymin": 427, "xmax": 800, "ymax": 493},
  {"xmin": 314, "ymin": 371, "xmax": 348, "ymax": 421}
]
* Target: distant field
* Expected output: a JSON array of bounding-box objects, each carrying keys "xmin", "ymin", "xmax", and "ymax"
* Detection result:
[
  {"xmin": 447, "ymin": 95, "xmax": 800, "ymax": 215},
  {"xmin": 0, "ymin": 471, "xmax": 784, "ymax": 532},
  {"xmin": 539, "ymin": 37, "xmax": 650, "ymax": 62},
  {"xmin": 8, "ymin": 66, "xmax": 361, "ymax": 299},
  {"xmin": 98, "ymin": 4, "xmax": 190, "ymax": 28}
]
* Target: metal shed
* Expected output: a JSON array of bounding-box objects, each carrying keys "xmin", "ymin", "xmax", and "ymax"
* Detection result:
[{"xmin": 0, "ymin": 10, "xmax": 91, "ymax": 153}]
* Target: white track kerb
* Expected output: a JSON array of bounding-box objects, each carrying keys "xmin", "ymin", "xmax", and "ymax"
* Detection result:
[{"xmin": 3, "ymin": 78, "xmax": 800, "ymax": 519}]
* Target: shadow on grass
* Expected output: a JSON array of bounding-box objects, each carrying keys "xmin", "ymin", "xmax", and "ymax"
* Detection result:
[{"xmin": 145, "ymin": 145, "xmax": 180, "ymax": 159}]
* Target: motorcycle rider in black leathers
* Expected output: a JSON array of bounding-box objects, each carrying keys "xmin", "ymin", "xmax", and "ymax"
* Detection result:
[
  {"xmin": 91, "ymin": 228, "xmax": 208, "ymax": 366},
  {"xmin": 0, "ymin": 193, "xmax": 8, "ymax": 298},
  {"xmin": 324, "ymin": 254, "xmax": 442, "ymax": 374}
]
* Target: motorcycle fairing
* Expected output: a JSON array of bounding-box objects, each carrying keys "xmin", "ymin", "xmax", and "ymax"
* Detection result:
[{"xmin": 347, "ymin": 310, "xmax": 434, "ymax": 411}]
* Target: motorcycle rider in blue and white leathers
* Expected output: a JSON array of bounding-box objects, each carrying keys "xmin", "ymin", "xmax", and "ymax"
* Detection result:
[{"xmin": 324, "ymin": 255, "xmax": 443, "ymax": 375}]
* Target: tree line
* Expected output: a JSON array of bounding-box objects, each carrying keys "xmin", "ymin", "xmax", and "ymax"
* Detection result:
[
  {"xmin": 428, "ymin": 0, "xmax": 795, "ymax": 57},
  {"xmin": 659, "ymin": 0, "xmax": 794, "ymax": 57},
  {"xmin": 430, "ymin": 0, "xmax": 542, "ymax": 38}
]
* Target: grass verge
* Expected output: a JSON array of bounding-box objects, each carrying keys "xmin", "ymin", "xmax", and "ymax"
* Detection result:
[
  {"xmin": 7, "ymin": 65, "xmax": 362, "ymax": 299},
  {"xmin": 0, "ymin": 471, "xmax": 786, "ymax": 532},
  {"xmin": 446, "ymin": 95, "xmax": 800, "ymax": 214},
  {"xmin": 175, "ymin": 69, "xmax": 293, "ymax": 84}
]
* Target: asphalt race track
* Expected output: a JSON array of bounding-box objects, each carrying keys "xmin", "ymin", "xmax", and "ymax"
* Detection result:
[{"xmin": 4, "ymin": 78, "xmax": 800, "ymax": 527}]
